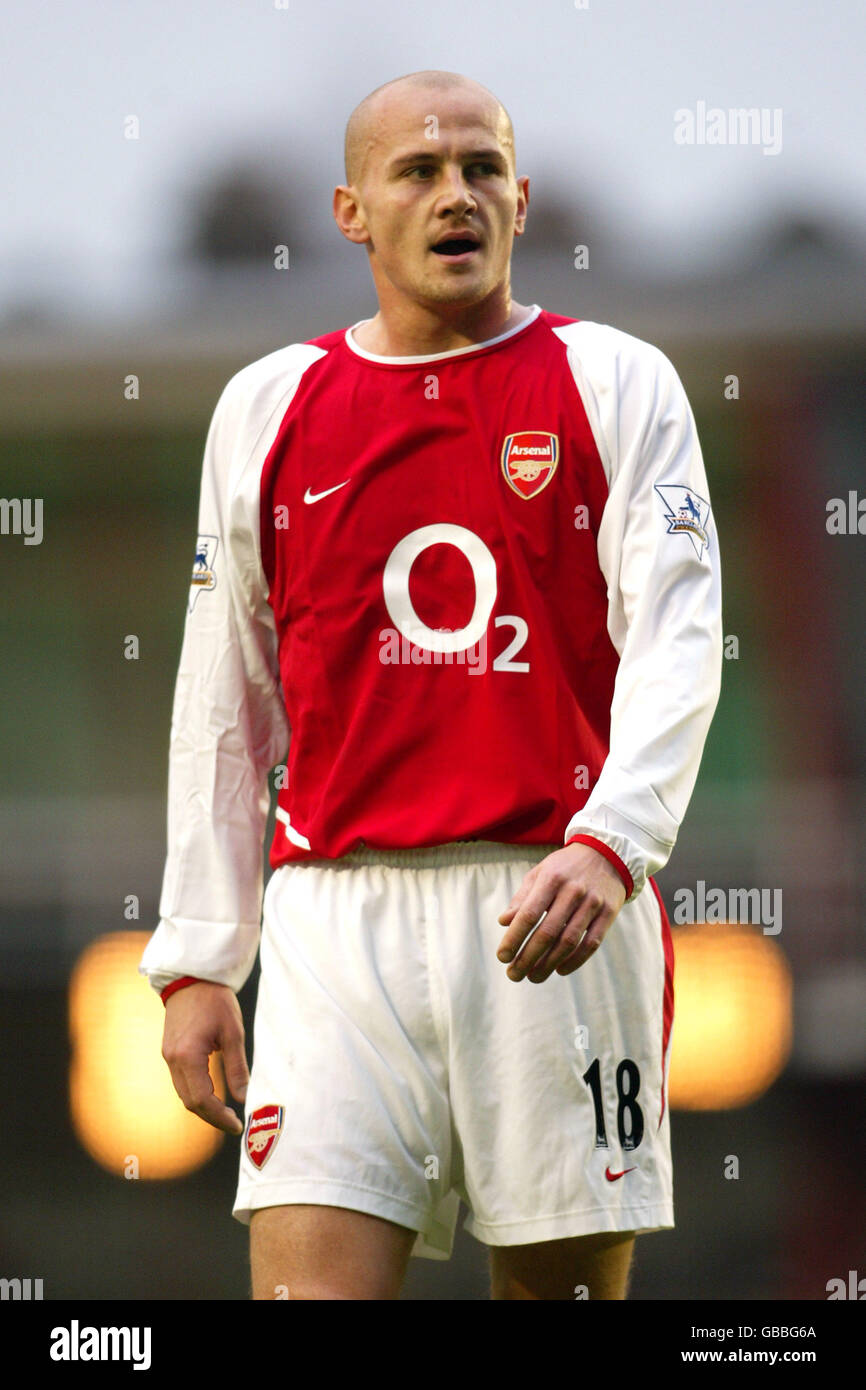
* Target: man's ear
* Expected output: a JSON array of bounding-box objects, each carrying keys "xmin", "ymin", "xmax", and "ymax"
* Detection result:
[
  {"xmin": 513, "ymin": 175, "xmax": 529, "ymax": 237},
  {"xmin": 333, "ymin": 185, "xmax": 371, "ymax": 245}
]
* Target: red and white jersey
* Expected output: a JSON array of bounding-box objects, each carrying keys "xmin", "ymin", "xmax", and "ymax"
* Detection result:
[{"xmin": 140, "ymin": 305, "xmax": 722, "ymax": 993}]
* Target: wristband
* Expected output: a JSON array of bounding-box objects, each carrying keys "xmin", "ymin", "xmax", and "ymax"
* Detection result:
[
  {"xmin": 160, "ymin": 975, "xmax": 204, "ymax": 1005},
  {"xmin": 564, "ymin": 834, "xmax": 634, "ymax": 898}
]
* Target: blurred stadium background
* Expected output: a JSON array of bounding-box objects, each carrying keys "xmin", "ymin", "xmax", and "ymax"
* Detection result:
[{"xmin": 1, "ymin": 0, "xmax": 864, "ymax": 1300}]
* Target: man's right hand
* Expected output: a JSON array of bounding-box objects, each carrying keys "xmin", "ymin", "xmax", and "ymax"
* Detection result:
[{"xmin": 161, "ymin": 981, "xmax": 249, "ymax": 1134}]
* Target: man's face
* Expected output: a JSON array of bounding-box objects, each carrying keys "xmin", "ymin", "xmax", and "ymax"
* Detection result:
[{"xmin": 343, "ymin": 86, "xmax": 528, "ymax": 311}]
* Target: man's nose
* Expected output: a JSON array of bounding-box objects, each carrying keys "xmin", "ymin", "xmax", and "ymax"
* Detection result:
[{"xmin": 437, "ymin": 165, "xmax": 477, "ymax": 211}]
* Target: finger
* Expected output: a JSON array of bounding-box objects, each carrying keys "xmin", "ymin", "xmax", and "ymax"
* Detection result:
[
  {"xmin": 555, "ymin": 916, "xmax": 610, "ymax": 976},
  {"xmin": 172, "ymin": 1054, "xmax": 245, "ymax": 1135},
  {"xmin": 519, "ymin": 925, "xmax": 582, "ymax": 982},
  {"xmin": 191, "ymin": 1093, "xmax": 245, "ymax": 1135},
  {"xmin": 220, "ymin": 1030, "xmax": 250, "ymax": 1105},
  {"xmin": 525, "ymin": 896, "xmax": 610, "ymax": 981},
  {"xmin": 497, "ymin": 897, "xmax": 551, "ymax": 965},
  {"xmin": 505, "ymin": 896, "xmax": 576, "ymax": 979},
  {"xmin": 496, "ymin": 865, "xmax": 539, "ymax": 928}
]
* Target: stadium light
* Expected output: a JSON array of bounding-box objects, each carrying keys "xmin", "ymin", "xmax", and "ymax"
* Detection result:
[
  {"xmin": 69, "ymin": 932, "xmax": 224, "ymax": 1177},
  {"xmin": 669, "ymin": 923, "xmax": 793, "ymax": 1109}
]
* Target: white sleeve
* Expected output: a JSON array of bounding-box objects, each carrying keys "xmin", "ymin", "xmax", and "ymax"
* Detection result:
[
  {"xmin": 138, "ymin": 367, "xmax": 291, "ymax": 995},
  {"xmin": 558, "ymin": 322, "xmax": 723, "ymax": 899}
]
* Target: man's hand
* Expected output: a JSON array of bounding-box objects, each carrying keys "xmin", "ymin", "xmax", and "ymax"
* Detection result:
[
  {"xmin": 496, "ymin": 843, "xmax": 627, "ymax": 983},
  {"xmin": 161, "ymin": 981, "xmax": 249, "ymax": 1133}
]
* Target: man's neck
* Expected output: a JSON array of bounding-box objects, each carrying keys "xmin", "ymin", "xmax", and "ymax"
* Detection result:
[{"xmin": 351, "ymin": 297, "xmax": 534, "ymax": 357}]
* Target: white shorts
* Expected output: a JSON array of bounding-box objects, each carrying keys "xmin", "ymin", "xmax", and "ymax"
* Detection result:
[{"xmin": 233, "ymin": 841, "xmax": 674, "ymax": 1260}]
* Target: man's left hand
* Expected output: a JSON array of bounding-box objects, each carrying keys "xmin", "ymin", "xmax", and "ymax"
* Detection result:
[{"xmin": 496, "ymin": 842, "xmax": 627, "ymax": 983}]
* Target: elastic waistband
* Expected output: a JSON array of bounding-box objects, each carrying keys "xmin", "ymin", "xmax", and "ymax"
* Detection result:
[{"xmin": 299, "ymin": 840, "xmax": 563, "ymax": 869}]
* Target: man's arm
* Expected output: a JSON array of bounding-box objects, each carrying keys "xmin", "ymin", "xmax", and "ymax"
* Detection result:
[
  {"xmin": 497, "ymin": 324, "xmax": 723, "ymax": 980},
  {"xmin": 141, "ymin": 370, "xmax": 290, "ymax": 993},
  {"xmin": 139, "ymin": 368, "xmax": 291, "ymax": 1128}
]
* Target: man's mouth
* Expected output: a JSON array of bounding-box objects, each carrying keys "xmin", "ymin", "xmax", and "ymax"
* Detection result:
[{"xmin": 430, "ymin": 233, "xmax": 481, "ymax": 260}]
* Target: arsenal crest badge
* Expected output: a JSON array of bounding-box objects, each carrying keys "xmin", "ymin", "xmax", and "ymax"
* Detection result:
[
  {"xmin": 501, "ymin": 431, "xmax": 559, "ymax": 499},
  {"xmin": 245, "ymin": 1104, "xmax": 284, "ymax": 1169}
]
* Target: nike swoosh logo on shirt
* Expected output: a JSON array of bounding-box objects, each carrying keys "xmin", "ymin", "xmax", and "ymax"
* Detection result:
[
  {"xmin": 605, "ymin": 1166, "xmax": 637, "ymax": 1181},
  {"xmin": 303, "ymin": 481, "xmax": 351, "ymax": 504}
]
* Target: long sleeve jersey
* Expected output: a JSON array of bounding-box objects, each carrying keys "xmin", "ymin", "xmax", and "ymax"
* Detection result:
[{"xmin": 140, "ymin": 305, "xmax": 723, "ymax": 994}]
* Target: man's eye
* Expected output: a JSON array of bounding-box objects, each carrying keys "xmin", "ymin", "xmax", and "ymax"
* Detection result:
[{"xmin": 404, "ymin": 163, "xmax": 499, "ymax": 178}]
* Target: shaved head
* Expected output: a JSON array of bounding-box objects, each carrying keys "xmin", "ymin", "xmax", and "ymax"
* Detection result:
[
  {"xmin": 344, "ymin": 70, "xmax": 515, "ymax": 189},
  {"xmin": 332, "ymin": 67, "xmax": 529, "ymax": 349}
]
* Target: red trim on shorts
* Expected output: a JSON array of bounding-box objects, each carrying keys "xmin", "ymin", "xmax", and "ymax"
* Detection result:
[
  {"xmin": 650, "ymin": 878, "xmax": 675, "ymax": 1128},
  {"xmin": 565, "ymin": 834, "xmax": 634, "ymax": 898},
  {"xmin": 160, "ymin": 975, "xmax": 203, "ymax": 1005}
]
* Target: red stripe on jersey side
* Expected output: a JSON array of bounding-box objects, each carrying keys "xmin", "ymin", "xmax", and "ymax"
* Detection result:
[
  {"xmin": 564, "ymin": 833, "xmax": 634, "ymax": 897},
  {"xmin": 650, "ymin": 877, "xmax": 675, "ymax": 1128}
]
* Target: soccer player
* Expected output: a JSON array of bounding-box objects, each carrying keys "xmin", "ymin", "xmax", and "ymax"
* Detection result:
[{"xmin": 141, "ymin": 69, "xmax": 722, "ymax": 1301}]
